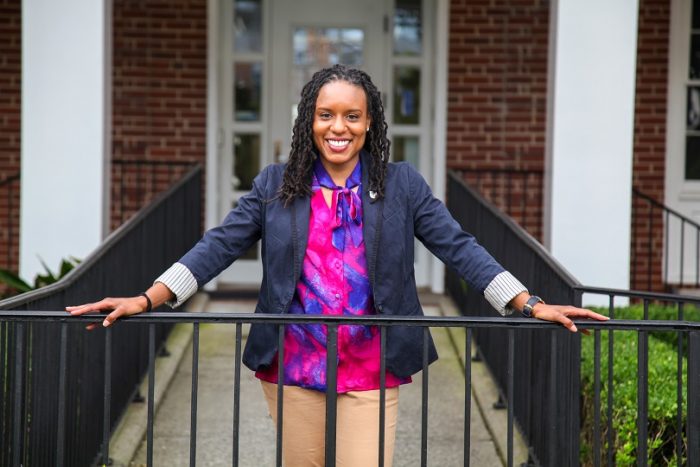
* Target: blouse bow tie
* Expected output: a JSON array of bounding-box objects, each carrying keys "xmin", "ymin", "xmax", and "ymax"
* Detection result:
[{"xmin": 313, "ymin": 160, "xmax": 363, "ymax": 251}]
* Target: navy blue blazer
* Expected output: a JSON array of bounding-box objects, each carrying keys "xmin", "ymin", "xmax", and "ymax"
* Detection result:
[{"xmin": 178, "ymin": 151, "xmax": 508, "ymax": 378}]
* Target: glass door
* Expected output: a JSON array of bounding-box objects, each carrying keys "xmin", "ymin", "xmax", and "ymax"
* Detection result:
[{"xmin": 218, "ymin": 0, "xmax": 435, "ymax": 288}]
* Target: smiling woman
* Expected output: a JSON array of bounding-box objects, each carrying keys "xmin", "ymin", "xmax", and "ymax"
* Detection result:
[
  {"xmin": 66, "ymin": 64, "xmax": 608, "ymax": 467},
  {"xmin": 312, "ymin": 81, "xmax": 370, "ymax": 184}
]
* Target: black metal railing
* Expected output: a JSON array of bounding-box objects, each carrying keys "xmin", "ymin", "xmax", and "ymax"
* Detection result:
[
  {"xmin": 112, "ymin": 159, "xmax": 198, "ymax": 226},
  {"xmin": 574, "ymin": 286, "xmax": 700, "ymax": 467},
  {"xmin": 0, "ymin": 165, "xmax": 202, "ymax": 467},
  {"xmin": 453, "ymin": 168, "xmax": 544, "ymax": 242},
  {"xmin": 631, "ymin": 188, "xmax": 700, "ymax": 291},
  {"xmin": 0, "ymin": 310, "xmax": 698, "ymax": 467},
  {"xmin": 0, "ymin": 172, "xmax": 20, "ymax": 271},
  {"xmin": 447, "ymin": 169, "xmax": 581, "ymax": 466}
]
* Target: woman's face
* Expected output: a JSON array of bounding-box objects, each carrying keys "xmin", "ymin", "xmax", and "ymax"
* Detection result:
[{"xmin": 312, "ymin": 80, "xmax": 370, "ymax": 181}]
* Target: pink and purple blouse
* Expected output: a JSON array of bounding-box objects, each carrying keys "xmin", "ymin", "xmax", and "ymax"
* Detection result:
[{"xmin": 256, "ymin": 159, "xmax": 410, "ymax": 393}]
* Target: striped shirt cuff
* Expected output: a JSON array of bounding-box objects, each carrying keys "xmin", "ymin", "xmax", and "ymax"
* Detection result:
[
  {"xmin": 154, "ymin": 262, "xmax": 198, "ymax": 308},
  {"xmin": 484, "ymin": 271, "xmax": 528, "ymax": 316}
]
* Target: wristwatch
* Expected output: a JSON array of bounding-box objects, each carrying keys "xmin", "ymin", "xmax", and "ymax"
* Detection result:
[{"xmin": 521, "ymin": 295, "xmax": 545, "ymax": 318}]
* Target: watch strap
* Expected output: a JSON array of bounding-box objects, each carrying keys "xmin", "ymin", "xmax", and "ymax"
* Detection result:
[{"xmin": 522, "ymin": 295, "xmax": 544, "ymax": 318}]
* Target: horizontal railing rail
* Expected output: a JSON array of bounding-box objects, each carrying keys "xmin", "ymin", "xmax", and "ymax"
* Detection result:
[
  {"xmin": 631, "ymin": 187, "xmax": 700, "ymax": 291},
  {"xmin": 1, "ymin": 311, "xmax": 699, "ymax": 467},
  {"xmin": 111, "ymin": 159, "xmax": 198, "ymax": 226},
  {"xmin": 452, "ymin": 167, "xmax": 544, "ymax": 242},
  {"xmin": 0, "ymin": 165, "xmax": 202, "ymax": 467}
]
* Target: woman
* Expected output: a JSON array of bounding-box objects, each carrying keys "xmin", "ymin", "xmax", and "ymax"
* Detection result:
[{"xmin": 67, "ymin": 65, "xmax": 608, "ymax": 466}]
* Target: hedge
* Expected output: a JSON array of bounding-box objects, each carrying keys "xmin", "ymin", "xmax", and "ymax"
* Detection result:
[{"xmin": 579, "ymin": 304, "xmax": 699, "ymax": 466}]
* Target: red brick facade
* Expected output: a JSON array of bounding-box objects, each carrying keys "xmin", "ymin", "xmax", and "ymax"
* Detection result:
[
  {"xmin": 0, "ymin": 0, "xmax": 678, "ymax": 292},
  {"xmin": 630, "ymin": 0, "xmax": 670, "ymax": 291},
  {"xmin": 0, "ymin": 0, "xmax": 21, "ymax": 276},
  {"xmin": 447, "ymin": 0, "xmax": 550, "ymax": 240},
  {"xmin": 111, "ymin": 0, "xmax": 207, "ymax": 230}
]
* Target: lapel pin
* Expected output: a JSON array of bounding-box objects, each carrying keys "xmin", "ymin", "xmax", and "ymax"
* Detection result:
[{"xmin": 369, "ymin": 190, "xmax": 378, "ymax": 200}]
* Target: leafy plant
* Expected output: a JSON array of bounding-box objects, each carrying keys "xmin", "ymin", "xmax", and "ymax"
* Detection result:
[{"xmin": 0, "ymin": 256, "xmax": 81, "ymax": 299}]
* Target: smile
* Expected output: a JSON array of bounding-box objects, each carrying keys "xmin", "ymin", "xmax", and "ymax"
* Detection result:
[{"xmin": 327, "ymin": 139, "xmax": 350, "ymax": 150}]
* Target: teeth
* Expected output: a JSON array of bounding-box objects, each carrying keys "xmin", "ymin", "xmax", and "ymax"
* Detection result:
[{"xmin": 328, "ymin": 140, "xmax": 349, "ymax": 148}]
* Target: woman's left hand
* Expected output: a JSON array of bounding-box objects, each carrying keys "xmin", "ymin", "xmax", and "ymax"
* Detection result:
[{"xmin": 530, "ymin": 303, "xmax": 609, "ymax": 334}]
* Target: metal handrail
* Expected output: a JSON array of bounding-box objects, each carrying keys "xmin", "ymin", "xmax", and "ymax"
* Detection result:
[
  {"xmin": 111, "ymin": 159, "xmax": 198, "ymax": 225},
  {"xmin": 0, "ymin": 166, "xmax": 201, "ymax": 309},
  {"xmin": 0, "ymin": 165, "xmax": 203, "ymax": 467},
  {"xmin": 1, "ymin": 310, "xmax": 700, "ymax": 331},
  {"xmin": 631, "ymin": 187, "xmax": 700, "ymax": 291},
  {"xmin": 2, "ymin": 310, "xmax": 699, "ymax": 466}
]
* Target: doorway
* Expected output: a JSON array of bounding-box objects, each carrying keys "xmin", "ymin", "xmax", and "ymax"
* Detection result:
[{"xmin": 217, "ymin": 0, "xmax": 435, "ymax": 287}]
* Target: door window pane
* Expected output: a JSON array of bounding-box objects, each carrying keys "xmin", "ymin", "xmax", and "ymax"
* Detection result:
[
  {"xmin": 690, "ymin": 34, "xmax": 700, "ymax": 79},
  {"xmin": 394, "ymin": 0, "xmax": 422, "ymax": 56},
  {"xmin": 393, "ymin": 136, "xmax": 420, "ymax": 169},
  {"xmin": 291, "ymin": 27, "xmax": 364, "ymax": 104},
  {"xmin": 685, "ymin": 136, "xmax": 700, "ymax": 179},
  {"xmin": 233, "ymin": 133, "xmax": 260, "ymax": 191},
  {"xmin": 393, "ymin": 67, "xmax": 421, "ymax": 124},
  {"xmin": 234, "ymin": 62, "xmax": 262, "ymax": 121},
  {"xmin": 234, "ymin": 0, "xmax": 262, "ymax": 53}
]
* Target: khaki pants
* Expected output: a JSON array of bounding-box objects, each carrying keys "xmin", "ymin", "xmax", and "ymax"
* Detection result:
[{"xmin": 261, "ymin": 381, "xmax": 399, "ymax": 467}]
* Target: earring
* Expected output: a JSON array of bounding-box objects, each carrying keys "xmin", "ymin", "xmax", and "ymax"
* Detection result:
[{"xmin": 366, "ymin": 127, "xmax": 370, "ymax": 132}]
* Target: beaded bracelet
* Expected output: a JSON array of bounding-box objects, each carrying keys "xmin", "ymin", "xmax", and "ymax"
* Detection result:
[{"xmin": 140, "ymin": 292, "xmax": 153, "ymax": 313}]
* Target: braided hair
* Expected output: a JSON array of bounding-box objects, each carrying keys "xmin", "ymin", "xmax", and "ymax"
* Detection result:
[{"xmin": 279, "ymin": 64, "xmax": 390, "ymax": 203}]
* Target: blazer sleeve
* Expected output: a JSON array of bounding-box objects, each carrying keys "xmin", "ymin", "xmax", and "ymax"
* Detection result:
[{"xmin": 407, "ymin": 164, "xmax": 526, "ymax": 314}]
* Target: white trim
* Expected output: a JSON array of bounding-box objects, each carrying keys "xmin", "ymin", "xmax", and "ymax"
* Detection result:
[
  {"xmin": 204, "ymin": 0, "xmax": 221, "ymax": 290},
  {"xmin": 102, "ymin": 0, "xmax": 112, "ymax": 239},
  {"xmin": 543, "ymin": 0, "xmax": 559, "ymax": 251},
  {"xmin": 430, "ymin": 0, "xmax": 449, "ymax": 293}
]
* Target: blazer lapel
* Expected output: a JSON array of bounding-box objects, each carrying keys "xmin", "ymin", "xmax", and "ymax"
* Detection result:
[
  {"xmin": 291, "ymin": 194, "xmax": 310, "ymax": 281},
  {"xmin": 360, "ymin": 151, "xmax": 383, "ymax": 287}
]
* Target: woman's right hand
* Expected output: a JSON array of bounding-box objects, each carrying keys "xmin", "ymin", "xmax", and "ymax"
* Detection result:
[{"xmin": 66, "ymin": 295, "xmax": 150, "ymax": 330}]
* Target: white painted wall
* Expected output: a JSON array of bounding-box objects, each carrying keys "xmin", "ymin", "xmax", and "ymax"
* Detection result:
[
  {"xmin": 21, "ymin": 0, "xmax": 111, "ymax": 279},
  {"xmin": 544, "ymin": 0, "xmax": 638, "ymax": 303}
]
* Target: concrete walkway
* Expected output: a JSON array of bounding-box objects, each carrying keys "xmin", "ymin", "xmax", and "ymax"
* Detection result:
[{"xmin": 111, "ymin": 295, "xmax": 524, "ymax": 466}]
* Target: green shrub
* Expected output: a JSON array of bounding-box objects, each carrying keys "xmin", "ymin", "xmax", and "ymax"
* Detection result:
[{"xmin": 580, "ymin": 309, "xmax": 688, "ymax": 466}]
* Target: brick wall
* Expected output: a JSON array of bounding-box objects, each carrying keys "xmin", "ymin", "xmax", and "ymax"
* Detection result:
[
  {"xmin": 447, "ymin": 0, "xmax": 549, "ymax": 240},
  {"xmin": 630, "ymin": 0, "xmax": 670, "ymax": 291},
  {"xmin": 0, "ymin": 0, "xmax": 21, "ymax": 278},
  {"xmin": 111, "ymin": 0, "xmax": 207, "ymax": 230}
]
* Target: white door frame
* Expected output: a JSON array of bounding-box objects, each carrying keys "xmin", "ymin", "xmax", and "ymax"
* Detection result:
[
  {"xmin": 205, "ymin": 0, "xmax": 450, "ymax": 291},
  {"xmin": 665, "ymin": 0, "xmax": 700, "ymax": 283}
]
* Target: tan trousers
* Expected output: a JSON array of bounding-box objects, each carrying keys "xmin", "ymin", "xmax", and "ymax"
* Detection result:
[{"xmin": 261, "ymin": 381, "xmax": 399, "ymax": 467}]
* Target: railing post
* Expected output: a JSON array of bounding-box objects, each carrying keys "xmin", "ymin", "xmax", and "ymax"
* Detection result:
[
  {"xmin": 147, "ymin": 323, "xmax": 156, "ymax": 467},
  {"xmin": 12, "ymin": 322, "xmax": 25, "ymax": 467},
  {"xmin": 421, "ymin": 328, "xmax": 430, "ymax": 467},
  {"xmin": 232, "ymin": 323, "xmax": 242, "ymax": 467},
  {"xmin": 190, "ymin": 323, "xmax": 200, "ymax": 467},
  {"xmin": 688, "ymin": 331, "xmax": 700, "ymax": 464},
  {"xmin": 56, "ymin": 323, "xmax": 68, "ymax": 467},
  {"xmin": 276, "ymin": 324, "xmax": 285, "ymax": 467},
  {"xmin": 378, "ymin": 326, "xmax": 386, "ymax": 467},
  {"xmin": 325, "ymin": 325, "xmax": 338, "ymax": 467},
  {"xmin": 102, "ymin": 326, "xmax": 112, "ymax": 466}
]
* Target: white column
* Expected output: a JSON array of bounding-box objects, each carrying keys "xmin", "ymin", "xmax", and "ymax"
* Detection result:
[
  {"xmin": 544, "ymin": 0, "xmax": 638, "ymax": 301},
  {"xmin": 21, "ymin": 0, "xmax": 111, "ymax": 279},
  {"xmin": 430, "ymin": 0, "xmax": 450, "ymax": 294}
]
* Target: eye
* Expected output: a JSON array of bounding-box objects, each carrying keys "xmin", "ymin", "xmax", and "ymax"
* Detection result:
[
  {"xmin": 346, "ymin": 114, "xmax": 360, "ymax": 121},
  {"xmin": 318, "ymin": 112, "xmax": 332, "ymax": 119}
]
